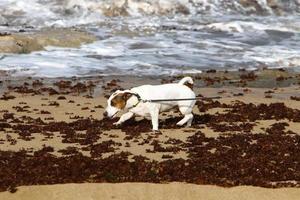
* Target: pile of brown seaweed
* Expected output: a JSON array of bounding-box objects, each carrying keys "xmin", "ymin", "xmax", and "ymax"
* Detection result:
[{"xmin": 1, "ymin": 101, "xmax": 300, "ymax": 192}]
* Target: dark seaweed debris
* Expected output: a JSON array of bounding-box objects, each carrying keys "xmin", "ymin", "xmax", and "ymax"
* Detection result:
[
  {"xmin": 185, "ymin": 130, "xmax": 300, "ymax": 187},
  {"xmin": 1, "ymin": 126, "xmax": 300, "ymax": 193},
  {"xmin": 196, "ymin": 101, "xmax": 300, "ymax": 122},
  {"xmin": 1, "ymin": 101, "xmax": 300, "ymax": 192}
]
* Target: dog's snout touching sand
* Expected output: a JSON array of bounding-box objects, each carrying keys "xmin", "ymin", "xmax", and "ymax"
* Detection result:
[{"xmin": 103, "ymin": 111, "xmax": 108, "ymax": 118}]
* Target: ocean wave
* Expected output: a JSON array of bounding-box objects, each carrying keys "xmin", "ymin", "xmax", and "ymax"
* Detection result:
[
  {"xmin": 0, "ymin": 0, "xmax": 299, "ymax": 77},
  {"xmin": 0, "ymin": 0, "xmax": 299, "ymax": 27},
  {"xmin": 206, "ymin": 20, "xmax": 298, "ymax": 33}
]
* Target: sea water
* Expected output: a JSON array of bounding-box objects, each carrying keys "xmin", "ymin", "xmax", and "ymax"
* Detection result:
[{"xmin": 0, "ymin": 0, "xmax": 299, "ymax": 77}]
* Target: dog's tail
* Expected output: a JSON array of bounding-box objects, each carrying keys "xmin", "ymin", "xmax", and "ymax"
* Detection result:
[{"xmin": 178, "ymin": 76, "xmax": 194, "ymax": 89}]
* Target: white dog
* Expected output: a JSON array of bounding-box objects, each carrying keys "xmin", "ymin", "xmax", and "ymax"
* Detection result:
[{"xmin": 104, "ymin": 77, "xmax": 196, "ymax": 131}]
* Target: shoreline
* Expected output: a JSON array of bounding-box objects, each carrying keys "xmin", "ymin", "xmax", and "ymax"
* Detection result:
[{"xmin": 1, "ymin": 67, "xmax": 299, "ymax": 88}]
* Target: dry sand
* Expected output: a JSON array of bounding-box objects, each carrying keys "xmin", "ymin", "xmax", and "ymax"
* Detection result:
[{"xmin": 1, "ymin": 183, "xmax": 300, "ymax": 200}]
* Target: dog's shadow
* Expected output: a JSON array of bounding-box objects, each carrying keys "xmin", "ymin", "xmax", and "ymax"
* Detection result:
[{"xmin": 118, "ymin": 114, "xmax": 212, "ymax": 134}]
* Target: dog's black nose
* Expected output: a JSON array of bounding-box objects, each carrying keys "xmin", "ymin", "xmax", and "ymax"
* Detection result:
[{"xmin": 103, "ymin": 111, "xmax": 108, "ymax": 118}]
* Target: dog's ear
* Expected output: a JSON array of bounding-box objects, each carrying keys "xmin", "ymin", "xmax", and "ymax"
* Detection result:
[
  {"xmin": 122, "ymin": 92, "xmax": 133, "ymax": 100},
  {"xmin": 184, "ymin": 82, "xmax": 193, "ymax": 90}
]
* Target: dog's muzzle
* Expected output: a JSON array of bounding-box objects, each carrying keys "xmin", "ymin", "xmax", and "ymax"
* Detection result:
[
  {"xmin": 103, "ymin": 111, "xmax": 118, "ymax": 118},
  {"xmin": 103, "ymin": 111, "xmax": 108, "ymax": 118},
  {"xmin": 104, "ymin": 106, "xmax": 119, "ymax": 119}
]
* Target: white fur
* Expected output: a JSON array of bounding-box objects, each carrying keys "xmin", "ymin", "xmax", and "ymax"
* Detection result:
[{"xmin": 105, "ymin": 77, "xmax": 196, "ymax": 131}]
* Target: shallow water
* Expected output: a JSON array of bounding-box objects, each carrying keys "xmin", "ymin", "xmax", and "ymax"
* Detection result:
[{"xmin": 0, "ymin": 0, "xmax": 299, "ymax": 77}]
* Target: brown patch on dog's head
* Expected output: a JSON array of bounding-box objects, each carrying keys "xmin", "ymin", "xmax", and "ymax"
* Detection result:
[
  {"xmin": 184, "ymin": 82, "xmax": 193, "ymax": 90},
  {"xmin": 111, "ymin": 92, "xmax": 133, "ymax": 109}
]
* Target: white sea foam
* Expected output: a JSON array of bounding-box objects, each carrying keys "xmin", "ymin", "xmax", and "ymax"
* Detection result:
[
  {"xmin": 206, "ymin": 20, "xmax": 297, "ymax": 34},
  {"xmin": 0, "ymin": 0, "xmax": 299, "ymax": 27},
  {"xmin": 0, "ymin": 0, "xmax": 299, "ymax": 77}
]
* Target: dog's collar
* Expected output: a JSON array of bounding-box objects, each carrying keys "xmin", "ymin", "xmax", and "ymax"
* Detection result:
[
  {"xmin": 127, "ymin": 92, "xmax": 142, "ymax": 110},
  {"xmin": 132, "ymin": 92, "xmax": 141, "ymax": 102}
]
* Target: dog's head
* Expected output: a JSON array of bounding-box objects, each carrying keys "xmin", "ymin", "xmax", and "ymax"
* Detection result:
[{"xmin": 104, "ymin": 90, "xmax": 133, "ymax": 118}]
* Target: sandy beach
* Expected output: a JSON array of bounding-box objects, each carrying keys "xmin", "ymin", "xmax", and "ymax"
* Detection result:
[
  {"xmin": 1, "ymin": 183, "xmax": 300, "ymax": 200},
  {"xmin": 0, "ymin": 70, "xmax": 300, "ymax": 199},
  {"xmin": 1, "ymin": 1, "xmax": 300, "ymax": 199}
]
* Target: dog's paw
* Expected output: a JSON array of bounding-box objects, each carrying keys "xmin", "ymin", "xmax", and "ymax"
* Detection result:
[
  {"xmin": 176, "ymin": 122, "xmax": 184, "ymax": 126},
  {"xmin": 152, "ymin": 130, "xmax": 162, "ymax": 135},
  {"xmin": 113, "ymin": 122, "xmax": 122, "ymax": 126}
]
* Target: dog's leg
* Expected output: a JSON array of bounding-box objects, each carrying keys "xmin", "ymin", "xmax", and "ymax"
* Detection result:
[
  {"xmin": 186, "ymin": 114, "xmax": 193, "ymax": 127},
  {"xmin": 177, "ymin": 106, "xmax": 194, "ymax": 127},
  {"xmin": 113, "ymin": 112, "xmax": 134, "ymax": 125},
  {"xmin": 150, "ymin": 106, "xmax": 160, "ymax": 131},
  {"xmin": 177, "ymin": 113, "xmax": 193, "ymax": 126}
]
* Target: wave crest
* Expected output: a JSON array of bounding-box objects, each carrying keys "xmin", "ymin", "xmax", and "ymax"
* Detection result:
[{"xmin": 0, "ymin": 0, "xmax": 299, "ymax": 27}]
